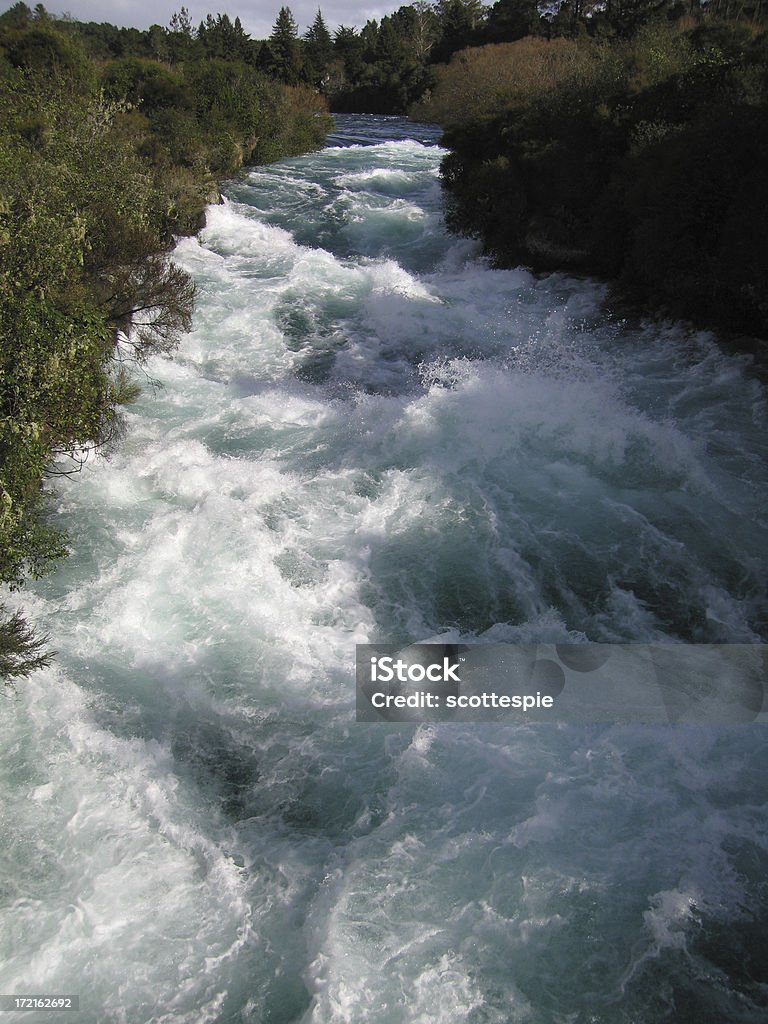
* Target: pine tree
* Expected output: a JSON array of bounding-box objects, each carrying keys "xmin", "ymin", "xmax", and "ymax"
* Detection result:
[
  {"xmin": 266, "ymin": 6, "xmax": 303, "ymax": 84},
  {"xmin": 484, "ymin": 0, "xmax": 541, "ymax": 44},
  {"xmin": 434, "ymin": 0, "xmax": 484, "ymax": 62},
  {"xmin": 197, "ymin": 13, "xmax": 251, "ymax": 61},
  {"xmin": 304, "ymin": 9, "xmax": 334, "ymax": 87},
  {"xmin": 169, "ymin": 6, "xmax": 193, "ymax": 36},
  {"xmin": 334, "ymin": 25, "xmax": 365, "ymax": 81}
]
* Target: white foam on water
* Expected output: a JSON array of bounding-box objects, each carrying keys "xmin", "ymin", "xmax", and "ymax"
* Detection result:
[
  {"xmin": 0, "ymin": 672, "xmax": 277, "ymax": 1023},
  {"xmin": 2, "ymin": 114, "xmax": 767, "ymax": 1023},
  {"xmin": 333, "ymin": 168, "xmax": 430, "ymax": 195}
]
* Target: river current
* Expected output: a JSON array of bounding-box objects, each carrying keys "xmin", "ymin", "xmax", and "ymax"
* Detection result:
[{"xmin": 1, "ymin": 115, "xmax": 767, "ymax": 1022}]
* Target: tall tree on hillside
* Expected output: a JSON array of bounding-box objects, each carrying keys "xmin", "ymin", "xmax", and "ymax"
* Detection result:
[
  {"xmin": 0, "ymin": 2, "xmax": 31, "ymax": 29},
  {"xmin": 433, "ymin": 0, "xmax": 484, "ymax": 63},
  {"xmin": 263, "ymin": 6, "xmax": 303, "ymax": 84},
  {"xmin": 484, "ymin": 0, "xmax": 542, "ymax": 43},
  {"xmin": 375, "ymin": 15, "xmax": 407, "ymax": 66},
  {"xmin": 401, "ymin": 2, "xmax": 440, "ymax": 64},
  {"xmin": 197, "ymin": 13, "xmax": 251, "ymax": 61},
  {"xmin": 169, "ymin": 6, "xmax": 193, "ymax": 36},
  {"xmin": 334, "ymin": 25, "xmax": 365, "ymax": 81},
  {"xmin": 167, "ymin": 6, "xmax": 196, "ymax": 62},
  {"xmin": 360, "ymin": 19, "xmax": 380, "ymax": 63},
  {"xmin": 146, "ymin": 23, "xmax": 170, "ymax": 62},
  {"xmin": 304, "ymin": 9, "xmax": 333, "ymax": 87}
]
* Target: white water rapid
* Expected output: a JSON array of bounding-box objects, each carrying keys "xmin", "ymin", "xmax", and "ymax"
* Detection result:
[{"xmin": 1, "ymin": 115, "xmax": 767, "ymax": 1024}]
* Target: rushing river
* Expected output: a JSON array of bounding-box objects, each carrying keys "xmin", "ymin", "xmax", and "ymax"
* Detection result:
[{"xmin": 2, "ymin": 115, "xmax": 768, "ymax": 1023}]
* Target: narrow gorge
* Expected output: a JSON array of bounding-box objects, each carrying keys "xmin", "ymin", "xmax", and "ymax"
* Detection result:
[{"xmin": 1, "ymin": 114, "xmax": 766, "ymax": 1024}]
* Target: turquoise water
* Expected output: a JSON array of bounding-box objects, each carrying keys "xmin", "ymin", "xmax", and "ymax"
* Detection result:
[{"xmin": 1, "ymin": 114, "xmax": 767, "ymax": 1023}]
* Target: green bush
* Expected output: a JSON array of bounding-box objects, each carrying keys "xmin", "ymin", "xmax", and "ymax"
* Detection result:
[
  {"xmin": 439, "ymin": 20, "xmax": 768, "ymax": 343},
  {"xmin": 0, "ymin": 17, "xmax": 333, "ymax": 681}
]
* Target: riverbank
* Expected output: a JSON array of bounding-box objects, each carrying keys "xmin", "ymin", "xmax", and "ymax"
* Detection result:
[
  {"xmin": 0, "ymin": 12, "xmax": 332, "ymax": 679},
  {"xmin": 414, "ymin": 23, "xmax": 768, "ymax": 357}
]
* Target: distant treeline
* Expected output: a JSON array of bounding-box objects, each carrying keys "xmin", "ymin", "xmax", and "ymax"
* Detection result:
[
  {"xmin": 4, "ymin": 0, "xmax": 765, "ymax": 118},
  {"xmin": 0, "ymin": 2, "xmax": 332, "ymax": 678},
  {"xmin": 143, "ymin": 0, "xmax": 764, "ymax": 347},
  {"xmin": 0, "ymin": 2, "xmax": 466, "ymax": 115},
  {"xmin": 423, "ymin": 13, "xmax": 768, "ymax": 346}
]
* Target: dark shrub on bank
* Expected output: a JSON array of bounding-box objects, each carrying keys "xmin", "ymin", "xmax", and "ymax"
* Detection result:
[{"xmin": 435, "ymin": 21, "xmax": 768, "ymax": 344}]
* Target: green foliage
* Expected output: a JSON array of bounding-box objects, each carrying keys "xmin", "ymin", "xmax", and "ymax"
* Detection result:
[
  {"xmin": 484, "ymin": 0, "xmax": 541, "ymax": 45},
  {"xmin": 0, "ymin": 12, "xmax": 333, "ymax": 680},
  {"xmin": 0, "ymin": 3, "xmax": 32, "ymax": 30},
  {"xmin": 97, "ymin": 35, "xmax": 332, "ymax": 178},
  {"xmin": 262, "ymin": 6, "xmax": 304, "ymax": 84},
  {"xmin": 411, "ymin": 37, "xmax": 594, "ymax": 126},
  {"xmin": 324, "ymin": 0, "xmax": 767, "ymax": 112},
  {"xmin": 0, "ymin": 604, "xmax": 52, "ymax": 681},
  {"xmin": 593, "ymin": 106, "xmax": 768, "ymax": 334},
  {"xmin": 432, "ymin": 0, "xmax": 484, "ymax": 63},
  {"xmin": 304, "ymin": 9, "xmax": 334, "ymax": 87},
  {"xmin": 330, "ymin": 8, "xmax": 439, "ymax": 113},
  {"xmin": 0, "ymin": 65, "xmax": 193, "ymax": 596},
  {"xmin": 197, "ymin": 12, "xmax": 253, "ymax": 62},
  {"xmin": 438, "ymin": 19, "xmax": 768, "ymax": 346},
  {"xmin": 101, "ymin": 58, "xmax": 188, "ymax": 115}
]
